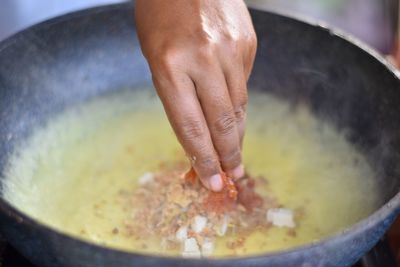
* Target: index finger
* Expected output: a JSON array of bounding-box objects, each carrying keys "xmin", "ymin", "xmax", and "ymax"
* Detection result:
[{"xmin": 152, "ymin": 69, "xmax": 224, "ymax": 192}]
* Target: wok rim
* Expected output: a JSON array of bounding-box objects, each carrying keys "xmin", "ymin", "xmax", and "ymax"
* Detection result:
[{"xmin": 0, "ymin": 2, "xmax": 399, "ymax": 264}]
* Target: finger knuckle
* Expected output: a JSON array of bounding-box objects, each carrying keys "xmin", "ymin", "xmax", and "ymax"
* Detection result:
[
  {"xmin": 197, "ymin": 156, "xmax": 219, "ymax": 170},
  {"xmin": 197, "ymin": 44, "xmax": 214, "ymax": 64},
  {"xmin": 220, "ymin": 148, "xmax": 242, "ymax": 168},
  {"xmin": 236, "ymin": 88, "xmax": 249, "ymax": 104},
  {"xmin": 243, "ymin": 32, "xmax": 257, "ymax": 51},
  {"xmin": 158, "ymin": 51, "xmax": 179, "ymax": 71},
  {"xmin": 150, "ymin": 51, "xmax": 183, "ymax": 83},
  {"xmin": 180, "ymin": 119, "xmax": 206, "ymax": 142},
  {"xmin": 222, "ymin": 31, "xmax": 237, "ymax": 43},
  {"xmin": 234, "ymin": 104, "xmax": 247, "ymax": 121},
  {"xmin": 214, "ymin": 113, "xmax": 236, "ymax": 136},
  {"xmin": 222, "ymin": 38, "xmax": 240, "ymax": 59},
  {"xmin": 233, "ymin": 90, "xmax": 248, "ymax": 121}
]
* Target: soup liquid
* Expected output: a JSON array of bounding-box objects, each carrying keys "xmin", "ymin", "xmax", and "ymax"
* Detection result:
[{"xmin": 3, "ymin": 89, "xmax": 378, "ymax": 256}]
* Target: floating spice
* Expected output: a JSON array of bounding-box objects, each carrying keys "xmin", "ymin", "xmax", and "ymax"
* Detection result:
[{"xmin": 124, "ymin": 162, "xmax": 297, "ymax": 257}]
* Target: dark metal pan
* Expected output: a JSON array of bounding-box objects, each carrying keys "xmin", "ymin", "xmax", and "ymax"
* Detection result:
[{"xmin": 0, "ymin": 3, "xmax": 399, "ymax": 267}]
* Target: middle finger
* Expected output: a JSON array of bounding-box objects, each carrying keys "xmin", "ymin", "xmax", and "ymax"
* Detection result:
[{"xmin": 192, "ymin": 67, "xmax": 244, "ymax": 179}]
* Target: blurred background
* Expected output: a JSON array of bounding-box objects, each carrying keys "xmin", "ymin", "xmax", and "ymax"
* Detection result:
[
  {"xmin": 0, "ymin": 0, "xmax": 399, "ymax": 265},
  {"xmin": 0, "ymin": 0, "xmax": 398, "ymax": 55},
  {"xmin": 247, "ymin": 0, "xmax": 398, "ymax": 54}
]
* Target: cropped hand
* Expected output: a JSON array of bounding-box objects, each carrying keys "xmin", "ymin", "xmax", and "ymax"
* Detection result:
[{"xmin": 135, "ymin": 0, "xmax": 257, "ymax": 191}]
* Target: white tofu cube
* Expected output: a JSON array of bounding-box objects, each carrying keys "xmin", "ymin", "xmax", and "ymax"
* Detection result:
[
  {"xmin": 201, "ymin": 238, "xmax": 214, "ymax": 257},
  {"xmin": 191, "ymin": 215, "xmax": 207, "ymax": 233},
  {"xmin": 267, "ymin": 208, "xmax": 296, "ymax": 228},
  {"xmin": 175, "ymin": 225, "xmax": 188, "ymax": 242},
  {"xmin": 182, "ymin": 238, "xmax": 201, "ymax": 258}
]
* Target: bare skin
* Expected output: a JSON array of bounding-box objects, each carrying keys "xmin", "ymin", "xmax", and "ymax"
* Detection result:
[{"xmin": 135, "ymin": 0, "xmax": 257, "ymax": 191}]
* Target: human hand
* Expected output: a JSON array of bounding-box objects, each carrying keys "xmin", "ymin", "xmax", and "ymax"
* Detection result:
[{"xmin": 135, "ymin": 0, "xmax": 257, "ymax": 191}]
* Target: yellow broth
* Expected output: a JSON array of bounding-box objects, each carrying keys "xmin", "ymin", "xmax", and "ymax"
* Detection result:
[{"xmin": 3, "ymin": 89, "xmax": 379, "ymax": 256}]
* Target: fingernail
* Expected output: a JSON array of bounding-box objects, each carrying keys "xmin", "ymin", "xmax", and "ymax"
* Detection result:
[
  {"xmin": 230, "ymin": 164, "xmax": 244, "ymax": 180},
  {"xmin": 209, "ymin": 174, "xmax": 223, "ymax": 192}
]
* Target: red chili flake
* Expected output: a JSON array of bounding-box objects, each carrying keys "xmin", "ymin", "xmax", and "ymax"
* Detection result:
[
  {"xmin": 203, "ymin": 172, "xmax": 238, "ymax": 214},
  {"xmin": 183, "ymin": 168, "xmax": 264, "ymax": 215},
  {"xmin": 183, "ymin": 167, "xmax": 197, "ymax": 185}
]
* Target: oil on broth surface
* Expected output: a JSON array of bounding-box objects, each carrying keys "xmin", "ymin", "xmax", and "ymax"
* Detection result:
[{"xmin": 3, "ymin": 89, "xmax": 378, "ymax": 256}]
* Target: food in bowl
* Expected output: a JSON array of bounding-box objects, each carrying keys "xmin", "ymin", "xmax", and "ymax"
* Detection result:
[{"xmin": 3, "ymin": 89, "xmax": 379, "ymax": 257}]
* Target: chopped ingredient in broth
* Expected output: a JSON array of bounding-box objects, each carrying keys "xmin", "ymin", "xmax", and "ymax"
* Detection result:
[
  {"xmin": 3, "ymin": 89, "xmax": 379, "ymax": 257},
  {"xmin": 126, "ymin": 163, "xmax": 295, "ymax": 257}
]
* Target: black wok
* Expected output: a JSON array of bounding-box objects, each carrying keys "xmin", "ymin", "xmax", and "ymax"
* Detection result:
[{"xmin": 0, "ymin": 3, "xmax": 399, "ymax": 267}]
